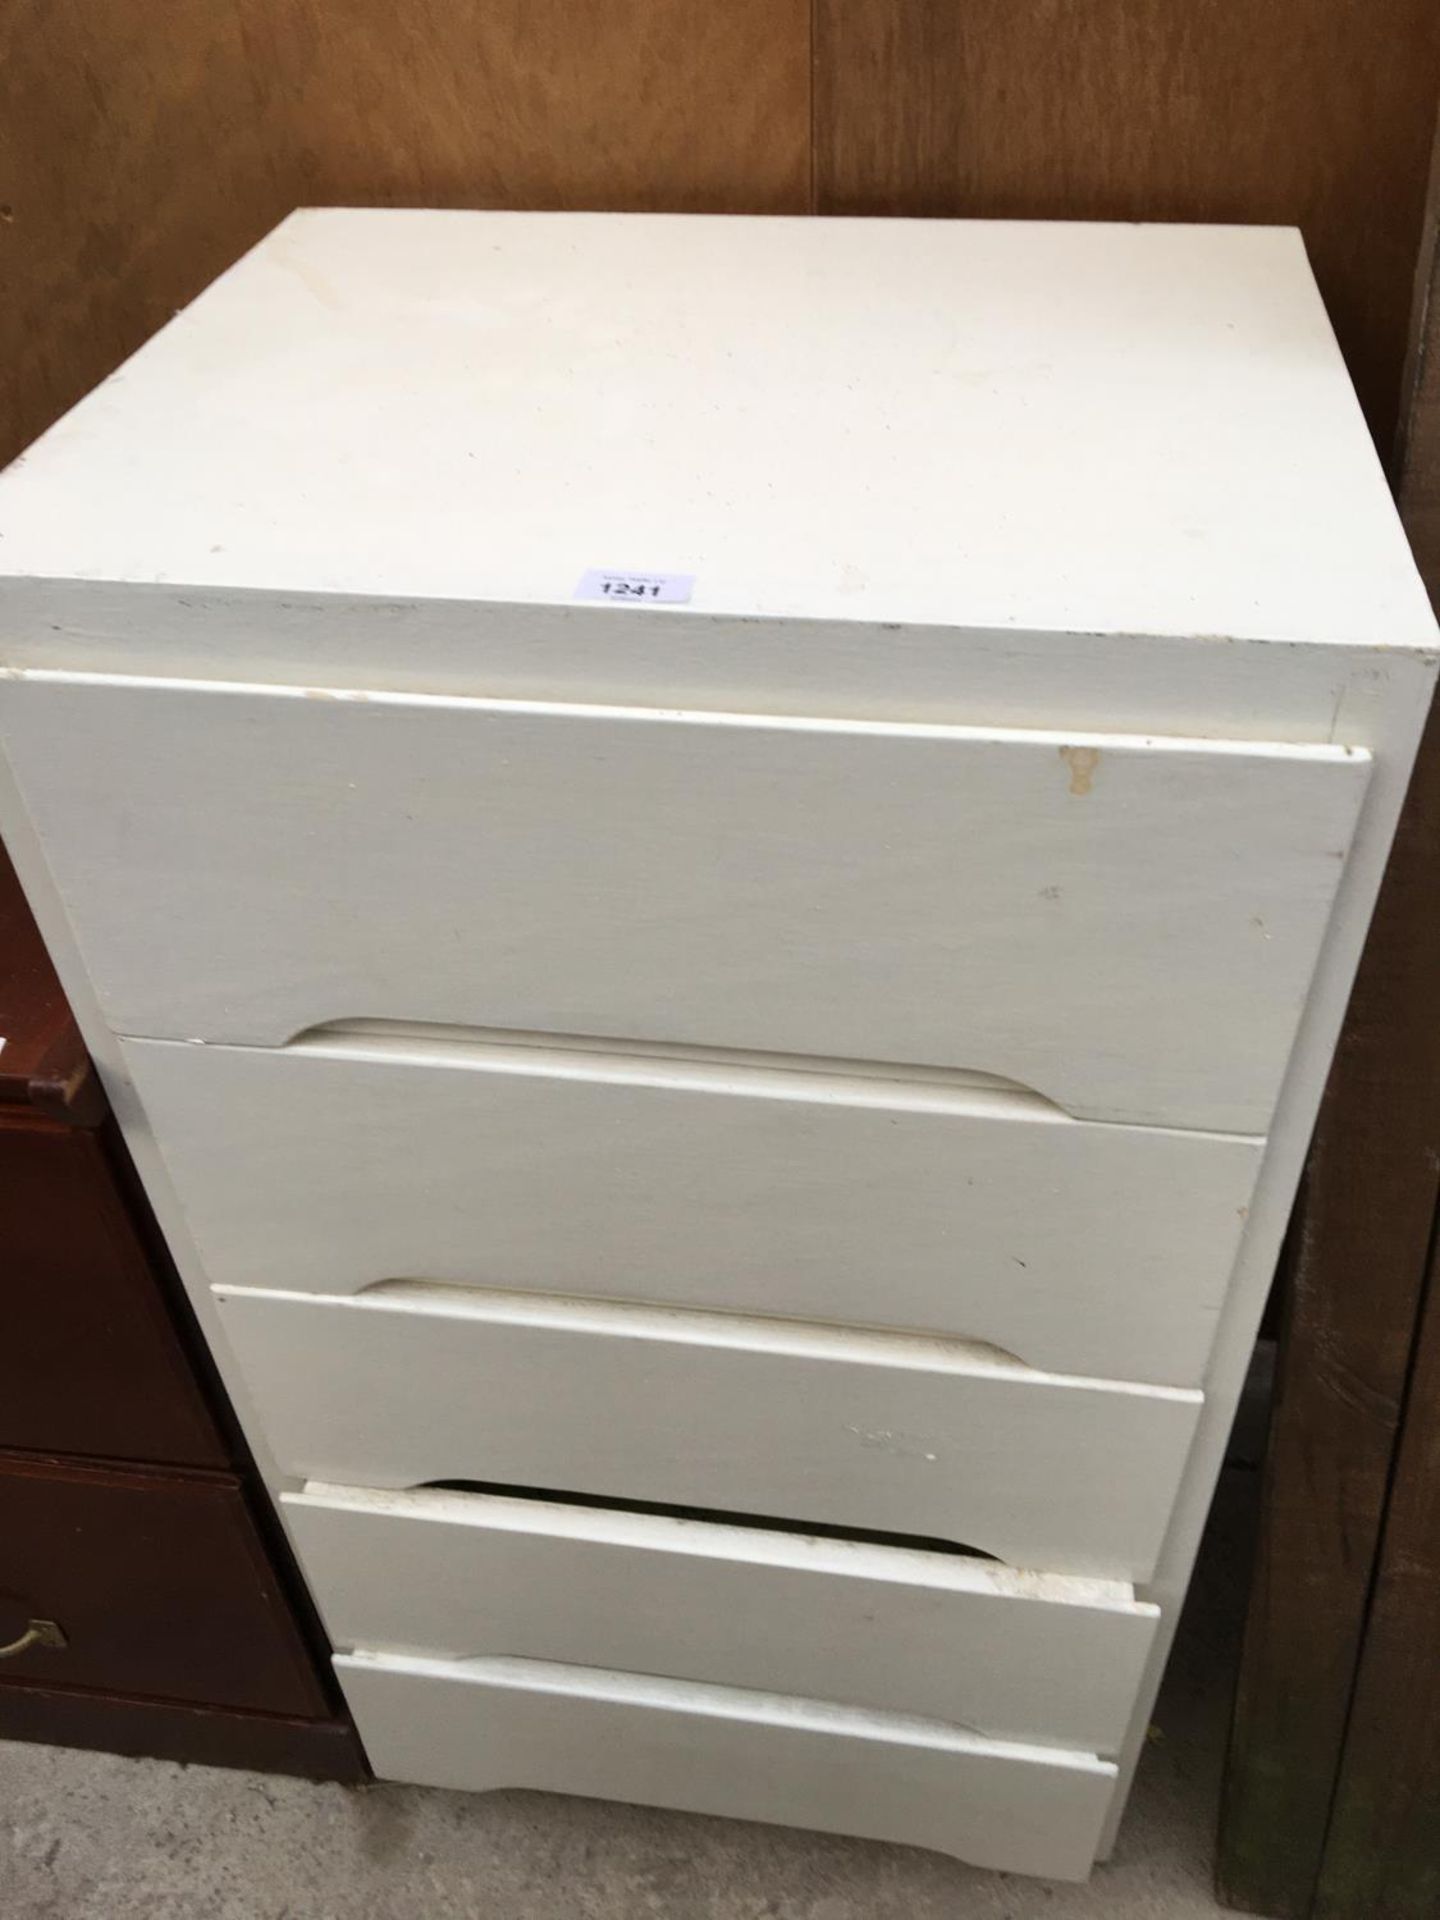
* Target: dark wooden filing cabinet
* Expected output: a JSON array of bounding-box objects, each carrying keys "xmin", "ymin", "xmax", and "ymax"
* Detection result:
[{"xmin": 0, "ymin": 839, "xmax": 363, "ymax": 1777}]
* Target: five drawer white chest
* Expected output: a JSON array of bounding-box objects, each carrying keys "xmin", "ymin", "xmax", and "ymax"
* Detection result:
[{"xmin": 0, "ymin": 210, "xmax": 1434, "ymax": 1882}]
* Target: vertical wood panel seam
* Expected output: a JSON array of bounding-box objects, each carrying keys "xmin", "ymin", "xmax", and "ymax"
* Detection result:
[
  {"xmin": 1395, "ymin": 110, "xmax": 1440, "ymax": 483},
  {"xmin": 807, "ymin": 0, "xmax": 818, "ymax": 214}
]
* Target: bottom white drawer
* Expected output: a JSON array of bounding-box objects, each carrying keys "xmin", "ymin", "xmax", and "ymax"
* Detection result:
[
  {"xmin": 286, "ymin": 1483, "xmax": 1157, "ymax": 1753},
  {"xmin": 336, "ymin": 1651, "xmax": 1118, "ymax": 1881}
]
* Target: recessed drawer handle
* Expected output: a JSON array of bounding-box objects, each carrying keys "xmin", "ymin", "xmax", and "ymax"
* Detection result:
[
  {"xmin": 289, "ymin": 1020, "xmax": 1060, "ymax": 1114},
  {"xmin": 0, "ymin": 1618, "xmax": 67, "ymax": 1659}
]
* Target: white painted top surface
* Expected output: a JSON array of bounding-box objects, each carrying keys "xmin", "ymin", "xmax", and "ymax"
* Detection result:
[{"xmin": 0, "ymin": 210, "xmax": 1432, "ymax": 652}]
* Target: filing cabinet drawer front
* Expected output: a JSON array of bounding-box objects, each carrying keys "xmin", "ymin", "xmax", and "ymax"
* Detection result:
[
  {"xmin": 0, "ymin": 1116, "xmax": 226, "ymax": 1467},
  {"xmin": 286, "ymin": 1484, "xmax": 1158, "ymax": 1752},
  {"xmin": 336, "ymin": 1652, "xmax": 1118, "ymax": 1881},
  {"xmin": 130, "ymin": 1033, "xmax": 1258, "ymax": 1387},
  {"xmin": 2, "ymin": 675, "xmax": 1368, "ymax": 1130},
  {"xmin": 220, "ymin": 1287, "xmax": 1201, "ymax": 1581},
  {"xmin": 0, "ymin": 1454, "xmax": 326, "ymax": 1716}
]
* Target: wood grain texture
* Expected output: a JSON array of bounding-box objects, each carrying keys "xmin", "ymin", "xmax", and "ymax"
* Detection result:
[
  {"xmin": 1304, "ymin": 108, "xmax": 1440, "ymax": 1920},
  {"xmin": 0, "ymin": 0, "xmax": 294, "ymax": 465},
  {"xmin": 0, "ymin": 0, "xmax": 809, "ymax": 467},
  {"xmin": 1313, "ymin": 1220, "xmax": 1440, "ymax": 1917},
  {"xmin": 1218, "ymin": 102, "xmax": 1440, "ymax": 1920},
  {"xmin": 1394, "ymin": 109, "xmax": 1440, "ymax": 585},
  {"xmin": 814, "ymin": 0, "xmax": 1440, "ymax": 437},
  {"xmin": 274, "ymin": 0, "xmax": 809, "ymax": 215}
]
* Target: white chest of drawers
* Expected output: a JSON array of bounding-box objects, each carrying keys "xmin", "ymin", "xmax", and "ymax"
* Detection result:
[{"xmin": 0, "ymin": 210, "xmax": 1433, "ymax": 1883}]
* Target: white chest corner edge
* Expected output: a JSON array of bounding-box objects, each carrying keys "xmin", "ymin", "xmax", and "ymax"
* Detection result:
[{"xmin": 0, "ymin": 209, "xmax": 1434, "ymax": 1885}]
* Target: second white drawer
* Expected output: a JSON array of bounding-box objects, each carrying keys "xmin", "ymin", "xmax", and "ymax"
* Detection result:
[
  {"xmin": 285, "ymin": 1482, "xmax": 1158, "ymax": 1752},
  {"xmin": 218, "ymin": 1284, "xmax": 1201, "ymax": 1580},
  {"xmin": 128, "ymin": 1028, "xmax": 1259, "ymax": 1386}
]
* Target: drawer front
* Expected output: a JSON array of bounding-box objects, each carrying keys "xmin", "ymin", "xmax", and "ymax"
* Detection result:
[
  {"xmin": 219, "ymin": 1286, "xmax": 1201, "ymax": 1580},
  {"xmin": 286, "ymin": 1483, "xmax": 1158, "ymax": 1753},
  {"xmin": 2, "ymin": 675, "xmax": 1368, "ymax": 1131},
  {"xmin": 0, "ymin": 1454, "xmax": 326, "ymax": 1715},
  {"xmin": 0, "ymin": 1115, "xmax": 226, "ymax": 1466},
  {"xmin": 336, "ymin": 1651, "xmax": 1118, "ymax": 1881},
  {"xmin": 131, "ymin": 1031, "xmax": 1258, "ymax": 1387}
]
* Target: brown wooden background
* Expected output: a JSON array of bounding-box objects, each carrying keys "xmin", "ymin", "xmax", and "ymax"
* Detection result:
[
  {"xmin": 7, "ymin": 10, "xmax": 1440, "ymax": 1912},
  {"xmin": 4, "ymin": 1, "xmax": 1440, "ymax": 466}
]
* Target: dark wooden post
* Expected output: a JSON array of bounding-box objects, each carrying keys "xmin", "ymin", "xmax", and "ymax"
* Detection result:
[{"xmin": 1217, "ymin": 102, "xmax": 1440, "ymax": 1920}]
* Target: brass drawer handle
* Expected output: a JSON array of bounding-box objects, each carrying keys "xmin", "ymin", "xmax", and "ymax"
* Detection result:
[{"xmin": 0, "ymin": 1618, "xmax": 67, "ymax": 1659}]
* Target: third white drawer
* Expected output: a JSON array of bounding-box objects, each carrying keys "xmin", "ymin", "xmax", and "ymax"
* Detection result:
[{"xmin": 217, "ymin": 1283, "xmax": 1201, "ymax": 1580}]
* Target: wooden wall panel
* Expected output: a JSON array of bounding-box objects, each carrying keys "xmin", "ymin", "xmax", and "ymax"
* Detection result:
[
  {"xmin": 0, "ymin": 0, "xmax": 810, "ymax": 467},
  {"xmin": 274, "ymin": 1, "xmax": 810, "ymax": 215},
  {"xmin": 814, "ymin": 0, "xmax": 1440, "ymax": 439},
  {"xmin": 0, "ymin": 0, "xmax": 294, "ymax": 464},
  {"xmin": 6, "ymin": 4, "xmax": 1438, "ymax": 460}
]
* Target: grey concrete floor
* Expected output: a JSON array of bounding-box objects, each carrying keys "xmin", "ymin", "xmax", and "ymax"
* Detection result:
[{"xmin": 0, "ymin": 1472, "xmax": 1257, "ymax": 1920}]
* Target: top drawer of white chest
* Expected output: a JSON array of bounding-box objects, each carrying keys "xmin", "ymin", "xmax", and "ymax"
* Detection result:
[{"xmin": 0, "ymin": 673, "xmax": 1367, "ymax": 1132}]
